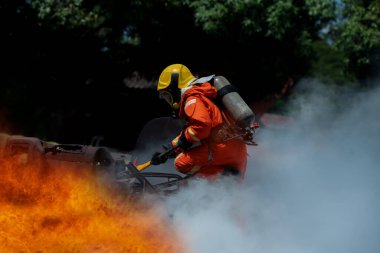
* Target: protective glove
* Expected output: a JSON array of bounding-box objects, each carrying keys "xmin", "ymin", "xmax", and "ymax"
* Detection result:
[
  {"xmin": 177, "ymin": 131, "xmax": 193, "ymax": 151},
  {"xmin": 150, "ymin": 152, "xmax": 169, "ymax": 165}
]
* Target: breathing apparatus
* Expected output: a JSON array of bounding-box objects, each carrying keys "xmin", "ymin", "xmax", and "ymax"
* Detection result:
[
  {"xmin": 157, "ymin": 64, "xmax": 256, "ymax": 136},
  {"xmin": 158, "ymin": 74, "xmax": 181, "ymax": 110},
  {"xmin": 213, "ymin": 76, "xmax": 255, "ymax": 129}
]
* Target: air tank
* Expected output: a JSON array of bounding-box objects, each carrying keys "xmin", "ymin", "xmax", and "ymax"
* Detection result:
[{"xmin": 213, "ymin": 76, "xmax": 255, "ymax": 128}]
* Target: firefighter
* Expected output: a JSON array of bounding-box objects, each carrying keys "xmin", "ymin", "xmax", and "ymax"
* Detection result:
[{"xmin": 150, "ymin": 64, "xmax": 248, "ymax": 181}]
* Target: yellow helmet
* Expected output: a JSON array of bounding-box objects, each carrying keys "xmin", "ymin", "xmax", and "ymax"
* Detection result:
[
  {"xmin": 157, "ymin": 64, "xmax": 196, "ymax": 91},
  {"xmin": 157, "ymin": 64, "xmax": 196, "ymax": 110}
]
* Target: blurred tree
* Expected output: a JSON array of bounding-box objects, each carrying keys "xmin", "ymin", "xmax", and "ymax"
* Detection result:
[
  {"xmin": 332, "ymin": 0, "xmax": 380, "ymax": 81},
  {"xmin": 1, "ymin": 0, "xmax": 379, "ymax": 148},
  {"xmin": 27, "ymin": 0, "xmax": 380, "ymax": 89},
  {"xmin": 308, "ymin": 40, "xmax": 357, "ymax": 86}
]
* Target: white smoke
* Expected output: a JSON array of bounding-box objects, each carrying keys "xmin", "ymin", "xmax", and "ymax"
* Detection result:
[{"xmin": 162, "ymin": 78, "xmax": 380, "ymax": 253}]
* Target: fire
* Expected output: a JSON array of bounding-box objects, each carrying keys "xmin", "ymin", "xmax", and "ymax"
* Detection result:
[{"xmin": 0, "ymin": 156, "xmax": 184, "ymax": 253}]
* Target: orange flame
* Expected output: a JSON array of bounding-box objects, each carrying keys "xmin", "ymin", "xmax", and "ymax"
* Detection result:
[{"xmin": 0, "ymin": 157, "xmax": 184, "ymax": 253}]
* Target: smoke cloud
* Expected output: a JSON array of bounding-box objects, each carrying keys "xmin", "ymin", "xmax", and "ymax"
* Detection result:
[{"xmin": 161, "ymin": 78, "xmax": 380, "ymax": 253}]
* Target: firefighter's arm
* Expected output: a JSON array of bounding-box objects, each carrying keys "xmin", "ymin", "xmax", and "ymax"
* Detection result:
[
  {"xmin": 171, "ymin": 131, "xmax": 193, "ymax": 151},
  {"xmin": 171, "ymin": 96, "xmax": 212, "ymax": 149}
]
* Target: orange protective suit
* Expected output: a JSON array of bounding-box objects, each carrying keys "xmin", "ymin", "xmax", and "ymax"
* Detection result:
[{"xmin": 171, "ymin": 81, "xmax": 247, "ymax": 180}]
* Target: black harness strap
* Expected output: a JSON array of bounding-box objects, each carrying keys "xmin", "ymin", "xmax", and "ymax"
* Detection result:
[{"xmin": 216, "ymin": 84, "xmax": 237, "ymax": 102}]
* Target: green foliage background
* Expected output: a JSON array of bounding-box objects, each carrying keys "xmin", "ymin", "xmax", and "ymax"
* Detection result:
[{"xmin": 1, "ymin": 0, "xmax": 379, "ymax": 149}]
